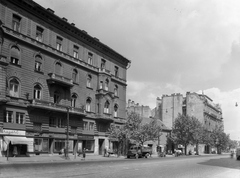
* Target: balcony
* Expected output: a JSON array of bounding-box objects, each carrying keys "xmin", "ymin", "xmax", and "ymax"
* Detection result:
[
  {"xmin": 99, "ymin": 68, "xmax": 111, "ymax": 76},
  {"xmin": 47, "ymin": 73, "xmax": 73, "ymax": 88},
  {"xmin": 0, "ymin": 55, "xmax": 8, "ymax": 66},
  {"xmin": 95, "ymin": 113, "xmax": 113, "ymax": 121},
  {"xmin": 28, "ymin": 99, "xmax": 85, "ymax": 116}
]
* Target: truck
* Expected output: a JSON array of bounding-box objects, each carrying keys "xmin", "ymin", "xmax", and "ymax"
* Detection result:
[
  {"xmin": 127, "ymin": 145, "xmax": 152, "ymax": 159},
  {"xmin": 236, "ymin": 147, "xmax": 240, "ymax": 160}
]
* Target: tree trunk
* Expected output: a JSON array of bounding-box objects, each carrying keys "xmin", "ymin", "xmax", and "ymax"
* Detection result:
[
  {"xmin": 184, "ymin": 144, "xmax": 187, "ymax": 155},
  {"xmin": 196, "ymin": 143, "xmax": 199, "ymax": 155}
]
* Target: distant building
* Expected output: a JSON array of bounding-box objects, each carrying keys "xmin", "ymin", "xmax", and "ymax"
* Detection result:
[
  {"xmin": 126, "ymin": 99, "xmax": 171, "ymax": 154},
  {"xmin": 156, "ymin": 92, "xmax": 224, "ymax": 154},
  {"xmin": 0, "ymin": 0, "xmax": 130, "ymax": 157}
]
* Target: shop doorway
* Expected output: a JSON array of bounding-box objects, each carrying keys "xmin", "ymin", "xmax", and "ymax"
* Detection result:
[
  {"xmin": 99, "ymin": 139, "xmax": 104, "ymax": 155},
  {"xmin": 9, "ymin": 142, "xmax": 28, "ymax": 157}
]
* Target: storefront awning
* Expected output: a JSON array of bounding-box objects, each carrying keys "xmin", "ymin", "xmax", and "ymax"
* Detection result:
[{"xmin": 4, "ymin": 136, "xmax": 33, "ymax": 145}]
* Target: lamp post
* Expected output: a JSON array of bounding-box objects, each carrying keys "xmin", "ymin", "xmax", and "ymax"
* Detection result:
[{"xmin": 66, "ymin": 107, "xmax": 70, "ymax": 159}]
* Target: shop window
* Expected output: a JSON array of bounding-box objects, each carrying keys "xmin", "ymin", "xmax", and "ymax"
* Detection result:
[
  {"xmin": 56, "ymin": 36, "xmax": 63, "ymax": 51},
  {"xmin": 33, "ymin": 84, "xmax": 42, "ymax": 100},
  {"xmin": 4, "ymin": 111, "xmax": 13, "ymax": 123},
  {"xmin": 85, "ymin": 140, "xmax": 94, "ymax": 151},
  {"xmin": 12, "ymin": 14, "xmax": 21, "ymax": 32},
  {"xmin": 104, "ymin": 100, "xmax": 110, "ymax": 114},
  {"xmin": 54, "ymin": 140, "xmax": 65, "ymax": 152},
  {"xmin": 105, "ymin": 79, "xmax": 109, "ymax": 91},
  {"xmin": 114, "ymin": 104, "xmax": 118, "ymax": 117},
  {"xmin": 10, "ymin": 46, "xmax": 20, "ymax": 65},
  {"xmin": 73, "ymin": 45, "xmax": 79, "ymax": 59},
  {"xmin": 114, "ymin": 85, "xmax": 118, "ymax": 96},
  {"xmin": 87, "ymin": 75, "xmax": 92, "ymax": 88},
  {"xmin": 34, "ymin": 138, "xmax": 42, "ymax": 152},
  {"xmin": 87, "ymin": 52, "xmax": 93, "ymax": 65},
  {"xmin": 36, "ymin": 26, "xmax": 44, "ymax": 42},
  {"xmin": 9, "ymin": 78, "xmax": 20, "ymax": 97},
  {"xmin": 89, "ymin": 122, "xmax": 94, "ymax": 130},
  {"xmin": 72, "ymin": 69, "xmax": 78, "ymax": 83},
  {"xmin": 86, "ymin": 98, "xmax": 91, "ymax": 112}
]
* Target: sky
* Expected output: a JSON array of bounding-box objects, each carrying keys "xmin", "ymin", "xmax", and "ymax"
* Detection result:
[{"xmin": 34, "ymin": 0, "xmax": 240, "ymax": 140}]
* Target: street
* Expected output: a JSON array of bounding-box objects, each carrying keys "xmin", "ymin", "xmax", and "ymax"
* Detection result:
[{"xmin": 0, "ymin": 154, "xmax": 240, "ymax": 178}]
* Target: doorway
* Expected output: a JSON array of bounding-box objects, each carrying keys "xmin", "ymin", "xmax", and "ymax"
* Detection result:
[{"xmin": 98, "ymin": 139, "xmax": 104, "ymax": 155}]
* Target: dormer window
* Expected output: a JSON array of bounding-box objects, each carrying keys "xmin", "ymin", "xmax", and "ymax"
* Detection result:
[
  {"xmin": 12, "ymin": 14, "xmax": 21, "ymax": 32},
  {"xmin": 36, "ymin": 26, "xmax": 44, "ymax": 42}
]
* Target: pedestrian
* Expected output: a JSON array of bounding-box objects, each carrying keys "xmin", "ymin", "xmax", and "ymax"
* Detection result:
[
  {"xmin": 82, "ymin": 148, "xmax": 86, "ymax": 160},
  {"xmin": 78, "ymin": 148, "xmax": 81, "ymax": 157},
  {"xmin": 104, "ymin": 147, "xmax": 107, "ymax": 157},
  {"xmin": 13, "ymin": 146, "xmax": 18, "ymax": 157}
]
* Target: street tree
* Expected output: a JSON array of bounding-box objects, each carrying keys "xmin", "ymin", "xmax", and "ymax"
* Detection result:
[{"xmin": 172, "ymin": 114, "xmax": 203, "ymax": 155}]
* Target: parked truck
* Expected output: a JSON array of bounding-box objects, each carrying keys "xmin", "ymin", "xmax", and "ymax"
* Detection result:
[{"xmin": 127, "ymin": 145, "xmax": 152, "ymax": 159}]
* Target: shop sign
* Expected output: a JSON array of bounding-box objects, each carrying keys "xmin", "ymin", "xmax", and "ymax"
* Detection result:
[
  {"xmin": 78, "ymin": 135, "xmax": 94, "ymax": 140},
  {"xmin": 2, "ymin": 129, "xmax": 25, "ymax": 135}
]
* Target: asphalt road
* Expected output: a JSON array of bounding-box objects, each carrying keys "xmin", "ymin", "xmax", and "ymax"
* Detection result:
[{"xmin": 1, "ymin": 154, "xmax": 240, "ymax": 178}]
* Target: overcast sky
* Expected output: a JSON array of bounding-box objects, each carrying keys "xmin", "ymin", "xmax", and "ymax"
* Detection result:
[{"xmin": 34, "ymin": 0, "xmax": 240, "ymax": 140}]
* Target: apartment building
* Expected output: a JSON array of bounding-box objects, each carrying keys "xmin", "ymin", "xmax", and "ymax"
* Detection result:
[{"xmin": 0, "ymin": 0, "xmax": 130, "ymax": 157}]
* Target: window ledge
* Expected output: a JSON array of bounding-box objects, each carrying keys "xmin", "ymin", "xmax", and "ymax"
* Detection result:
[
  {"xmin": 10, "ymin": 63, "xmax": 21, "ymax": 67},
  {"xmin": 86, "ymin": 86, "xmax": 93, "ymax": 90},
  {"xmin": 73, "ymin": 82, "xmax": 79, "ymax": 85},
  {"xmin": 34, "ymin": 70, "xmax": 44, "ymax": 74}
]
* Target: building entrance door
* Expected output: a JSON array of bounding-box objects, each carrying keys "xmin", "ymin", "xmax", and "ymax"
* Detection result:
[{"xmin": 98, "ymin": 139, "xmax": 104, "ymax": 155}]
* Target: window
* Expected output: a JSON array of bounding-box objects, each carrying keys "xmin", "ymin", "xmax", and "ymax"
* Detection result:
[
  {"xmin": 56, "ymin": 36, "xmax": 63, "ymax": 51},
  {"xmin": 114, "ymin": 66, "xmax": 119, "ymax": 77},
  {"xmin": 33, "ymin": 84, "xmax": 42, "ymax": 100},
  {"xmin": 99, "ymin": 81, "xmax": 103, "ymax": 89},
  {"xmin": 16, "ymin": 112, "xmax": 25, "ymax": 124},
  {"xmin": 73, "ymin": 45, "xmax": 79, "ymax": 59},
  {"xmin": 72, "ymin": 69, "xmax": 78, "ymax": 83},
  {"xmin": 88, "ymin": 52, "xmax": 93, "ymax": 65},
  {"xmin": 105, "ymin": 79, "xmax": 109, "ymax": 91},
  {"xmin": 55, "ymin": 62, "xmax": 62, "ymax": 75},
  {"xmin": 83, "ymin": 121, "xmax": 88, "ymax": 130},
  {"xmin": 10, "ymin": 46, "xmax": 20, "ymax": 65},
  {"xmin": 12, "ymin": 14, "xmax": 21, "ymax": 32},
  {"xmin": 71, "ymin": 127, "xmax": 77, "ymax": 134},
  {"xmin": 71, "ymin": 94, "xmax": 77, "ymax": 107},
  {"xmin": 54, "ymin": 90, "xmax": 60, "ymax": 104},
  {"xmin": 36, "ymin": 26, "xmax": 44, "ymax": 42},
  {"xmin": 49, "ymin": 117, "xmax": 55, "ymax": 127},
  {"xmin": 4, "ymin": 111, "xmax": 13, "ymax": 123},
  {"xmin": 9, "ymin": 78, "xmax": 19, "ymax": 97},
  {"xmin": 87, "ymin": 75, "xmax": 92, "ymax": 88},
  {"xmin": 86, "ymin": 98, "xmax": 91, "ymax": 112},
  {"xmin": 114, "ymin": 104, "xmax": 118, "ymax": 117},
  {"xmin": 114, "ymin": 85, "xmax": 118, "ymax": 96},
  {"xmin": 35, "ymin": 55, "xmax": 42, "ymax": 72},
  {"xmin": 89, "ymin": 122, "xmax": 94, "ymax": 130},
  {"xmin": 49, "ymin": 117, "xmax": 63, "ymax": 128},
  {"xmin": 104, "ymin": 101, "xmax": 110, "ymax": 114},
  {"xmin": 4, "ymin": 110, "xmax": 25, "ymax": 124},
  {"xmin": 101, "ymin": 59, "xmax": 106, "ymax": 70}
]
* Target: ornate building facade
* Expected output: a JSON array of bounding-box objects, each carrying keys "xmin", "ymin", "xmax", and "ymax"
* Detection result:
[{"xmin": 0, "ymin": 0, "xmax": 130, "ymax": 157}]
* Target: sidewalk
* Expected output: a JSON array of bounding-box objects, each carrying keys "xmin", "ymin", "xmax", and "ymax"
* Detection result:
[{"xmin": 0, "ymin": 153, "xmax": 126, "ymax": 165}]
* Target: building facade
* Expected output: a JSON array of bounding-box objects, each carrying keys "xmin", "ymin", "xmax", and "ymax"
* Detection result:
[
  {"xmin": 159, "ymin": 92, "xmax": 224, "ymax": 154},
  {"xmin": 0, "ymin": 0, "xmax": 130, "ymax": 157}
]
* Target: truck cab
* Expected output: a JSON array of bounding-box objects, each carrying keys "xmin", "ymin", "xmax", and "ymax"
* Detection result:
[{"xmin": 127, "ymin": 145, "xmax": 152, "ymax": 159}]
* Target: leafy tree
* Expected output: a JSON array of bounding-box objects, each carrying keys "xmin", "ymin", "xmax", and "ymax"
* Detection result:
[{"xmin": 172, "ymin": 114, "xmax": 203, "ymax": 155}]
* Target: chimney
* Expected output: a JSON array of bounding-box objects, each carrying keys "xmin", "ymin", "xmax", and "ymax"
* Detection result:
[
  {"xmin": 62, "ymin": 17, "xmax": 68, "ymax": 22},
  {"xmin": 71, "ymin": 23, "xmax": 75, "ymax": 26},
  {"xmin": 47, "ymin": 8, "xmax": 55, "ymax": 14}
]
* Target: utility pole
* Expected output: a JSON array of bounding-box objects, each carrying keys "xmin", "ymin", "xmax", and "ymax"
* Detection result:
[{"xmin": 66, "ymin": 107, "xmax": 70, "ymax": 159}]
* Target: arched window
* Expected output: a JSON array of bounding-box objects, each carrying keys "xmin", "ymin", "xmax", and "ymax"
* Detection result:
[
  {"xmin": 114, "ymin": 104, "xmax": 118, "ymax": 117},
  {"xmin": 33, "ymin": 84, "xmax": 42, "ymax": 100},
  {"xmin": 54, "ymin": 90, "xmax": 60, "ymax": 104},
  {"xmin": 71, "ymin": 94, "xmax": 77, "ymax": 107},
  {"xmin": 35, "ymin": 55, "xmax": 42, "ymax": 72},
  {"xmin": 99, "ymin": 81, "xmax": 103, "ymax": 89},
  {"xmin": 86, "ymin": 98, "xmax": 91, "ymax": 112},
  {"xmin": 10, "ymin": 46, "xmax": 20, "ymax": 65},
  {"xmin": 87, "ymin": 75, "xmax": 92, "ymax": 88},
  {"xmin": 9, "ymin": 78, "xmax": 19, "ymax": 97},
  {"xmin": 55, "ymin": 62, "xmax": 62, "ymax": 75},
  {"xmin": 72, "ymin": 69, "xmax": 78, "ymax": 83},
  {"xmin": 105, "ymin": 79, "xmax": 109, "ymax": 91},
  {"xmin": 104, "ymin": 100, "xmax": 110, "ymax": 114},
  {"xmin": 114, "ymin": 85, "xmax": 118, "ymax": 96}
]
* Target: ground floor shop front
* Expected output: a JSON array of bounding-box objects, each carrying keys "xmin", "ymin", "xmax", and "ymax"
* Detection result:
[{"xmin": 0, "ymin": 129, "xmax": 115, "ymax": 157}]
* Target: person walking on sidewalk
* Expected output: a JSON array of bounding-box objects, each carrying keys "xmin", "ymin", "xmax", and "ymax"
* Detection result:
[{"xmin": 82, "ymin": 148, "xmax": 86, "ymax": 160}]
